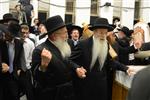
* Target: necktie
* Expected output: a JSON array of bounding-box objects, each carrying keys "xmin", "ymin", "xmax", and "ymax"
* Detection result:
[{"xmin": 8, "ymin": 42, "xmax": 14, "ymax": 73}]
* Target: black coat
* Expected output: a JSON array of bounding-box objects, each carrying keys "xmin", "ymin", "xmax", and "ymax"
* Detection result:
[
  {"xmin": 0, "ymin": 39, "xmax": 23, "ymax": 100},
  {"xmin": 32, "ymin": 39, "xmax": 78, "ymax": 100},
  {"xmin": 112, "ymin": 41, "xmax": 138, "ymax": 65},
  {"xmin": 70, "ymin": 36, "xmax": 128, "ymax": 100},
  {"xmin": 0, "ymin": 39, "xmax": 23, "ymax": 79},
  {"xmin": 67, "ymin": 39, "xmax": 75, "ymax": 51},
  {"xmin": 127, "ymin": 66, "xmax": 150, "ymax": 100},
  {"xmin": 67, "ymin": 39, "xmax": 79, "ymax": 51}
]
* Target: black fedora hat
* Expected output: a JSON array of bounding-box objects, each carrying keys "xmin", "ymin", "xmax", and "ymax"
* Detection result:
[
  {"xmin": 8, "ymin": 22, "xmax": 20, "ymax": 37},
  {"xmin": 120, "ymin": 26, "xmax": 131, "ymax": 37},
  {"xmin": 67, "ymin": 24, "xmax": 83, "ymax": 35},
  {"xmin": 0, "ymin": 13, "xmax": 19, "ymax": 24},
  {"xmin": 89, "ymin": 17, "xmax": 113, "ymax": 31},
  {"xmin": 44, "ymin": 15, "xmax": 66, "ymax": 35}
]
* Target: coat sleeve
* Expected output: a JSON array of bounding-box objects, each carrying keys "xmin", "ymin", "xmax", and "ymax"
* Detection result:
[{"xmin": 127, "ymin": 67, "xmax": 150, "ymax": 100}]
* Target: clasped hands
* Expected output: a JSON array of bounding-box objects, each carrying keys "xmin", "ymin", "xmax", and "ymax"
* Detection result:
[{"xmin": 126, "ymin": 65, "xmax": 137, "ymax": 76}]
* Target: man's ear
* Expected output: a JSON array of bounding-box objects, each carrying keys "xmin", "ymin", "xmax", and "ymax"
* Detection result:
[{"xmin": 49, "ymin": 33, "xmax": 56, "ymax": 41}]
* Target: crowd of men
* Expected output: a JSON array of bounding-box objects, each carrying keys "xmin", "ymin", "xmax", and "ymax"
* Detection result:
[{"xmin": 0, "ymin": 10, "xmax": 150, "ymax": 100}]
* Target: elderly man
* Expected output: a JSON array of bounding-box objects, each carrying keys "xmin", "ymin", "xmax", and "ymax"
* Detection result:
[
  {"xmin": 32, "ymin": 15, "xmax": 86, "ymax": 100},
  {"xmin": 70, "ymin": 17, "xmax": 137, "ymax": 100}
]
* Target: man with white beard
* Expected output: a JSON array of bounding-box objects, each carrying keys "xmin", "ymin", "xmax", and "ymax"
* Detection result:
[
  {"xmin": 70, "ymin": 17, "xmax": 136, "ymax": 100},
  {"xmin": 32, "ymin": 15, "xmax": 86, "ymax": 100}
]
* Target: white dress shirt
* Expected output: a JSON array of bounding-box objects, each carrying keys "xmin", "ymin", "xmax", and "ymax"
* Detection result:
[{"xmin": 23, "ymin": 38, "xmax": 35, "ymax": 70}]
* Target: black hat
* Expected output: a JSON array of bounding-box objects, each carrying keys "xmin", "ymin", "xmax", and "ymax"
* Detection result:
[
  {"xmin": 8, "ymin": 22, "xmax": 20, "ymax": 37},
  {"xmin": 0, "ymin": 13, "xmax": 19, "ymax": 24},
  {"xmin": 0, "ymin": 24, "xmax": 10, "ymax": 39},
  {"xmin": 0, "ymin": 24, "xmax": 9, "ymax": 34},
  {"xmin": 89, "ymin": 17, "xmax": 113, "ymax": 31},
  {"xmin": 113, "ymin": 17, "xmax": 120, "ymax": 23},
  {"xmin": 120, "ymin": 26, "xmax": 131, "ymax": 37},
  {"xmin": 67, "ymin": 24, "xmax": 83, "ymax": 36},
  {"xmin": 148, "ymin": 22, "xmax": 150, "ymax": 27},
  {"xmin": 44, "ymin": 15, "xmax": 66, "ymax": 35}
]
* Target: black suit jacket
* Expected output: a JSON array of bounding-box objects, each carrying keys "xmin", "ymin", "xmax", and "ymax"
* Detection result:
[
  {"xmin": 68, "ymin": 39, "xmax": 79, "ymax": 52},
  {"xmin": 70, "ymin": 36, "xmax": 128, "ymax": 72},
  {"xmin": 0, "ymin": 39, "xmax": 23, "ymax": 79},
  {"xmin": 32, "ymin": 39, "xmax": 78, "ymax": 88},
  {"xmin": 127, "ymin": 66, "xmax": 150, "ymax": 100},
  {"xmin": 112, "ymin": 41, "xmax": 138, "ymax": 65},
  {"xmin": 70, "ymin": 36, "xmax": 128, "ymax": 100},
  {"xmin": 67, "ymin": 39, "xmax": 74, "ymax": 51}
]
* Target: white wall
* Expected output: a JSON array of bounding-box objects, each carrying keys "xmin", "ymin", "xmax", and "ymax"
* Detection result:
[
  {"xmin": 99, "ymin": 0, "xmax": 114, "ymax": 24},
  {"xmin": 49, "ymin": 0, "xmax": 66, "ymax": 20},
  {"xmin": 0, "ymin": 0, "xmax": 10, "ymax": 19},
  {"xmin": 139, "ymin": 0, "xmax": 150, "ymax": 23},
  {"xmin": 75, "ymin": 0, "xmax": 91, "ymax": 26},
  {"xmin": 120, "ymin": 0, "xmax": 135, "ymax": 29}
]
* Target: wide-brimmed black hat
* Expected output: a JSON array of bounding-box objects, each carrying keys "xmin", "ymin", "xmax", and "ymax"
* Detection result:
[
  {"xmin": 119, "ymin": 26, "xmax": 132, "ymax": 37},
  {"xmin": 8, "ymin": 22, "xmax": 20, "ymax": 37},
  {"xmin": 44, "ymin": 15, "xmax": 66, "ymax": 35},
  {"xmin": 0, "ymin": 13, "xmax": 19, "ymax": 24},
  {"xmin": 67, "ymin": 24, "xmax": 83, "ymax": 37},
  {"xmin": 89, "ymin": 17, "xmax": 113, "ymax": 31},
  {"xmin": 0, "ymin": 24, "xmax": 9, "ymax": 34}
]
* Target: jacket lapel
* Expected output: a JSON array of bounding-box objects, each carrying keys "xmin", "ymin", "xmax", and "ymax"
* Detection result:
[{"xmin": 86, "ymin": 36, "xmax": 93, "ymax": 68}]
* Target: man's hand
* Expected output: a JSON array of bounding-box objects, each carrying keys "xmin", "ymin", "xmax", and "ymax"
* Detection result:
[
  {"xmin": 126, "ymin": 66, "xmax": 136, "ymax": 76},
  {"xmin": 40, "ymin": 48, "xmax": 52, "ymax": 71},
  {"xmin": 2, "ymin": 63, "xmax": 9, "ymax": 73},
  {"xmin": 76, "ymin": 67, "xmax": 87, "ymax": 79},
  {"xmin": 134, "ymin": 41, "xmax": 142, "ymax": 49},
  {"xmin": 17, "ymin": 70, "xmax": 21, "ymax": 76}
]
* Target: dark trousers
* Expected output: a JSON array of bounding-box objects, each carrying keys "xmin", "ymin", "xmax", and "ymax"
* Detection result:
[
  {"xmin": 0, "ymin": 78, "xmax": 3, "ymax": 100},
  {"xmin": 2, "ymin": 74, "xmax": 20, "ymax": 100},
  {"xmin": 19, "ymin": 70, "xmax": 34, "ymax": 100},
  {"xmin": 35, "ymin": 82, "xmax": 75, "ymax": 100}
]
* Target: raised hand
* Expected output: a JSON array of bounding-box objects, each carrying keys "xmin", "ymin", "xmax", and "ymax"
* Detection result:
[{"xmin": 40, "ymin": 48, "xmax": 52, "ymax": 71}]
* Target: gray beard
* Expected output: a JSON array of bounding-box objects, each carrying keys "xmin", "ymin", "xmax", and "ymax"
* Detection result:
[
  {"xmin": 53, "ymin": 38, "xmax": 71, "ymax": 59},
  {"xmin": 90, "ymin": 36, "xmax": 108, "ymax": 70}
]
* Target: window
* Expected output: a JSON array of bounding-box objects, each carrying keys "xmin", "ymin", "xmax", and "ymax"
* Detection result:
[
  {"xmin": 90, "ymin": 0, "xmax": 99, "ymax": 24},
  {"xmin": 65, "ymin": 0, "xmax": 75, "ymax": 23},
  {"xmin": 91, "ymin": 0, "xmax": 99, "ymax": 15},
  {"xmin": 66, "ymin": 1, "xmax": 74, "ymax": 13},
  {"xmin": 134, "ymin": 1, "xmax": 140, "ymax": 19},
  {"xmin": 90, "ymin": 16, "xmax": 98, "ymax": 25},
  {"xmin": 38, "ymin": 11, "xmax": 48, "ymax": 22},
  {"xmin": 65, "ymin": 14, "xmax": 72, "ymax": 24}
]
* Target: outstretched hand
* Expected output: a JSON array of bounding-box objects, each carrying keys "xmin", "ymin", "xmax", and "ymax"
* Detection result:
[{"xmin": 126, "ymin": 66, "xmax": 136, "ymax": 76}]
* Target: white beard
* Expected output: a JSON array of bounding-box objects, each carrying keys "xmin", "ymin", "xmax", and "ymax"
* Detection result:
[
  {"xmin": 53, "ymin": 38, "xmax": 71, "ymax": 58},
  {"xmin": 90, "ymin": 36, "xmax": 108, "ymax": 70}
]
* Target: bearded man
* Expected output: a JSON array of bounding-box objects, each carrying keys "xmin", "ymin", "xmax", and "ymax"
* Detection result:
[
  {"xmin": 70, "ymin": 17, "xmax": 135, "ymax": 100},
  {"xmin": 32, "ymin": 15, "xmax": 86, "ymax": 100}
]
